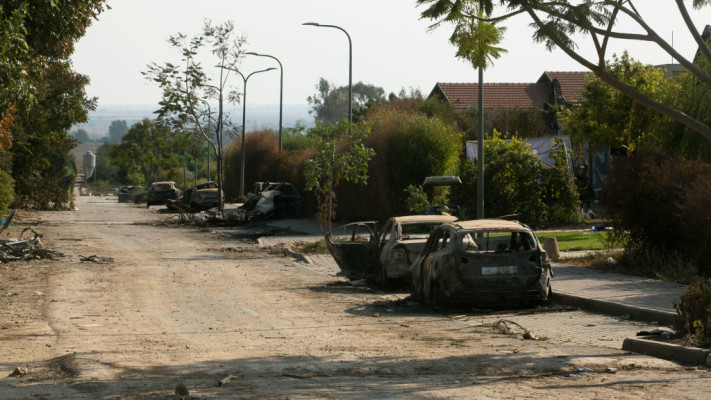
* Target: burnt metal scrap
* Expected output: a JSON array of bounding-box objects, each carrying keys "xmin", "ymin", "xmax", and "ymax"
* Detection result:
[
  {"xmin": 79, "ymin": 255, "xmax": 114, "ymax": 264},
  {"xmin": 0, "ymin": 226, "xmax": 64, "ymax": 262}
]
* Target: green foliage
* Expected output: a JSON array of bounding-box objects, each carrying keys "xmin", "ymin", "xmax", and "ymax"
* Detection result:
[
  {"xmin": 562, "ymin": 52, "xmax": 678, "ymax": 152},
  {"xmin": 417, "ymin": 0, "xmax": 507, "ymax": 70},
  {"xmin": 108, "ymin": 120, "xmax": 128, "ymax": 143},
  {"xmin": 110, "ymin": 119, "xmax": 181, "ymax": 186},
  {"xmin": 454, "ymin": 131, "xmax": 580, "ymax": 223},
  {"xmin": 307, "ymin": 78, "xmax": 386, "ymax": 125},
  {"xmin": 675, "ymin": 278, "xmax": 711, "ymax": 346},
  {"xmin": 282, "ymin": 121, "xmax": 318, "ymax": 151},
  {"xmin": 659, "ymin": 36, "xmax": 711, "ymax": 161},
  {"xmin": 334, "ymin": 107, "xmax": 461, "ymax": 220},
  {"xmin": 304, "ymin": 121, "xmax": 375, "ymax": 231},
  {"xmin": 604, "ymin": 150, "xmax": 711, "ymax": 276},
  {"xmin": 0, "ymin": 168, "xmax": 15, "ymax": 215},
  {"xmin": 405, "ymin": 185, "xmax": 429, "ymax": 214}
]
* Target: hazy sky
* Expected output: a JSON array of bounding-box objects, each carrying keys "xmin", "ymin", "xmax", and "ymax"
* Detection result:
[{"xmin": 71, "ymin": 1, "xmax": 709, "ymax": 107}]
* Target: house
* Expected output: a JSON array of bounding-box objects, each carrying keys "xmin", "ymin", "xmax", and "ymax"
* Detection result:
[{"xmin": 428, "ymin": 71, "xmax": 589, "ymax": 135}]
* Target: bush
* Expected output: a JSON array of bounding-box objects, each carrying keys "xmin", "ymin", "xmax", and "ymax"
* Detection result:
[
  {"xmin": 335, "ymin": 108, "xmax": 461, "ymax": 220},
  {"xmin": 605, "ymin": 151, "xmax": 711, "ymax": 276},
  {"xmin": 0, "ymin": 168, "xmax": 14, "ymax": 215},
  {"xmin": 675, "ymin": 278, "xmax": 711, "ymax": 346},
  {"xmin": 454, "ymin": 132, "xmax": 580, "ymax": 223}
]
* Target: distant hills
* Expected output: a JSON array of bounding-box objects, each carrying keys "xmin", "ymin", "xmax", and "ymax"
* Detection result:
[{"xmin": 72, "ymin": 104, "xmax": 312, "ymax": 138}]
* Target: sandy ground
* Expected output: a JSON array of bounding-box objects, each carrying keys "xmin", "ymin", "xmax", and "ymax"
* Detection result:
[{"xmin": 1, "ymin": 193, "xmax": 710, "ymax": 399}]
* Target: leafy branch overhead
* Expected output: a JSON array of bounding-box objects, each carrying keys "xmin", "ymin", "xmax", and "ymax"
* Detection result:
[{"xmin": 418, "ymin": 0, "xmax": 711, "ymax": 140}]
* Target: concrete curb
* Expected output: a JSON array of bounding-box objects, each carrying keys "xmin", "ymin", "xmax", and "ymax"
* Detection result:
[
  {"xmin": 552, "ymin": 292, "xmax": 676, "ymax": 325},
  {"xmin": 622, "ymin": 337, "xmax": 711, "ymax": 366}
]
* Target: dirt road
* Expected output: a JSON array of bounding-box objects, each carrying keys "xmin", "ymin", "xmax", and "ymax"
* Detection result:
[{"xmin": 1, "ymin": 193, "xmax": 710, "ymax": 399}]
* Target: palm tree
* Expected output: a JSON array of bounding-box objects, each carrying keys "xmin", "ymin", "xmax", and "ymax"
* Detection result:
[{"xmin": 417, "ymin": 0, "xmax": 507, "ymax": 219}]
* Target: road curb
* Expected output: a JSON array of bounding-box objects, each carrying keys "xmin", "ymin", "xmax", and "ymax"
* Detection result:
[
  {"xmin": 622, "ymin": 337, "xmax": 711, "ymax": 366},
  {"xmin": 552, "ymin": 292, "xmax": 676, "ymax": 325}
]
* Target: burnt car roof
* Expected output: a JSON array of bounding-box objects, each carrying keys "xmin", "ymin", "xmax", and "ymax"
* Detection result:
[
  {"xmin": 448, "ymin": 219, "xmax": 532, "ymax": 232},
  {"xmin": 390, "ymin": 215, "xmax": 458, "ymax": 224}
]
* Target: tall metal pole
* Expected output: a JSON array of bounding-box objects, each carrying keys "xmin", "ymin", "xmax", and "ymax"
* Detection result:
[
  {"xmin": 222, "ymin": 67, "xmax": 276, "ymax": 197},
  {"xmin": 246, "ymin": 52, "xmax": 284, "ymax": 151},
  {"xmin": 302, "ymin": 22, "xmax": 352, "ymax": 125},
  {"xmin": 477, "ymin": 66, "xmax": 485, "ymax": 219}
]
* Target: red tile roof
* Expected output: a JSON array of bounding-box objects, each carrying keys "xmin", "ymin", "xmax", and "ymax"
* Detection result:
[
  {"xmin": 432, "ymin": 71, "xmax": 590, "ymax": 110},
  {"xmin": 434, "ymin": 82, "xmax": 550, "ymax": 110},
  {"xmin": 538, "ymin": 71, "xmax": 589, "ymax": 102}
]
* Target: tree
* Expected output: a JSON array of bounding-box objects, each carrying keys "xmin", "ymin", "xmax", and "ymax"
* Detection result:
[
  {"xmin": 563, "ymin": 52, "xmax": 680, "ymax": 153},
  {"xmin": 108, "ymin": 120, "xmax": 128, "ymax": 143},
  {"xmin": 304, "ymin": 121, "xmax": 375, "ymax": 232},
  {"xmin": 73, "ymin": 128, "xmax": 90, "ymax": 144},
  {"xmin": 1, "ymin": 0, "xmax": 106, "ymax": 209},
  {"xmin": 440, "ymin": 1, "xmax": 711, "ymax": 140},
  {"xmin": 307, "ymin": 78, "xmax": 385, "ymax": 125},
  {"xmin": 110, "ymin": 119, "xmax": 181, "ymax": 187},
  {"xmin": 144, "ymin": 20, "xmax": 247, "ymax": 214},
  {"xmin": 0, "ymin": 0, "xmax": 107, "ymax": 148},
  {"xmin": 417, "ymin": 0, "xmax": 507, "ymax": 219}
]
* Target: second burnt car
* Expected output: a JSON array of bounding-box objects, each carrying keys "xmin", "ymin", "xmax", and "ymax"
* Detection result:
[
  {"xmin": 146, "ymin": 181, "xmax": 181, "ymax": 207},
  {"xmin": 410, "ymin": 219, "xmax": 553, "ymax": 307},
  {"xmin": 325, "ymin": 215, "xmax": 458, "ymax": 285}
]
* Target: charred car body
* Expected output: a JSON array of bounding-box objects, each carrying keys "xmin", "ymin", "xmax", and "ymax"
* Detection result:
[
  {"xmin": 325, "ymin": 215, "xmax": 458, "ymax": 284},
  {"xmin": 239, "ymin": 182, "xmax": 303, "ymax": 220},
  {"xmin": 146, "ymin": 181, "xmax": 181, "ymax": 207},
  {"xmin": 410, "ymin": 219, "xmax": 552, "ymax": 307}
]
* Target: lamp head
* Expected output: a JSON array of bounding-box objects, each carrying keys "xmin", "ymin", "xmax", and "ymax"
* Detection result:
[
  {"xmin": 245, "ymin": 51, "xmax": 259, "ymax": 56},
  {"xmin": 302, "ymin": 22, "xmax": 320, "ymax": 27}
]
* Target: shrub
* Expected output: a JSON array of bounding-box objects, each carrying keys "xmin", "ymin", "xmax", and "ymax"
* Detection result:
[
  {"xmin": 604, "ymin": 151, "xmax": 711, "ymax": 276},
  {"xmin": 336, "ymin": 108, "xmax": 461, "ymax": 220},
  {"xmin": 675, "ymin": 278, "xmax": 711, "ymax": 346},
  {"xmin": 0, "ymin": 168, "xmax": 14, "ymax": 215},
  {"xmin": 454, "ymin": 132, "xmax": 580, "ymax": 223}
]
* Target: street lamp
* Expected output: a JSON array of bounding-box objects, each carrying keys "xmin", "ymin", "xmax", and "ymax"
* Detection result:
[
  {"xmin": 246, "ymin": 52, "xmax": 284, "ymax": 152},
  {"xmin": 222, "ymin": 66, "xmax": 276, "ymax": 196},
  {"xmin": 302, "ymin": 22, "xmax": 352, "ymax": 126}
]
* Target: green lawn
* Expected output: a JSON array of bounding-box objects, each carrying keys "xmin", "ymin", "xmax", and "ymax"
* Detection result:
[{"xmin": 536, "ymin": 231, "xmax": 615, "ymax": 251}]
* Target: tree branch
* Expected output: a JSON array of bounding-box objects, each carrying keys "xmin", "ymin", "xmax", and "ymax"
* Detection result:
[
  {"xmin": 675, "ymin": 0, "xmax": 711, "ymax": 64},
  {"xmin": 523, "ymin": 4, "xmax": 711, "ymax": 141}
]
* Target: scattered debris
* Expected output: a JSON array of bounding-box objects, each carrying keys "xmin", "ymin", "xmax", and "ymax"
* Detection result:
[
  {"xmin": 217, "ymin": 374, "xmax": 237, "ymax": 387},
  {"xmin": 493, "ymin": 319, "xmax": 547, "ymax": 341},
  {"xmin": 9, "ymin": 367, "xmax": 27, "ymax": 377},
  {"xmin": 605, "ymin": 367, "xmax": 618, "ymax": 374},
  {"xmin": 0, "ymin": 226, "xmax": 63, "ymax": 262},
  {"xmin": 79, "ymin": 255, "xmax": 114, "ymax": 264}
]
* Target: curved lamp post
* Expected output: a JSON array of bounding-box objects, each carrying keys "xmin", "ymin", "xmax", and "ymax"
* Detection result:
[
  {"xmin": 222, "ymin": 66, "xmax": 276, "ymax": 196},
  {"xmin": 246, "ymin": 52, "xmax": 284, "ymax": 151},
  {"xmin": 302, "ymin": 22, "xmax": 352, "ymax": 126}
]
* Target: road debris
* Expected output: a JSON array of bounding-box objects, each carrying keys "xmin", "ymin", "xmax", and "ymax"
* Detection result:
[
  {"xmin": 0, "ymin": 226, "xmax": 63, "ymax": 262},
  {"xmin": 79, "ymin": 255, "xmax": 114, "ymax": 264},
  {"xmin": 493, "ymin": 319, "xmax": 547, "ymax": 341},
  {"xmin": 9, "ymin": 367, "xmax": 27, "ymax": 377},
  {"xmin": 217, "ymin": 374, "xmax": 237, "ymax": 387}
]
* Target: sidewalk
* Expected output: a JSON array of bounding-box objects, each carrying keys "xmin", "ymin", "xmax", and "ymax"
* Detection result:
[{"xmin": 258, "ymin": 219, "xmax": 687, "ymax": 326}]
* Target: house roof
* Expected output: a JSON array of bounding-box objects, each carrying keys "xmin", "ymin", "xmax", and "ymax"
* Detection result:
[
  {"xmin": 431, "ymin": 71, "xmax": 588, "ymax": 110},
  {"xmin": 537, "ymin": 71, "xmax": 588, "ymax": 102},
  {"xmin": 432, "ymin": 82, "xmax": 551, "ymax": 110}
]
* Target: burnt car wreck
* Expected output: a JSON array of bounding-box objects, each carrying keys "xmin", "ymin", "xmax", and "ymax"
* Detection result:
[
  {"xmin": 410, "ymin": 219, "xmax": 553, "ymax": 307},
  {"xmin": 238, "ymin": 182, "xmax": 303, "ymax": 222},
  {"xmin": 325, "ymin": 215, "xmax": 458, "ymax": 284}
]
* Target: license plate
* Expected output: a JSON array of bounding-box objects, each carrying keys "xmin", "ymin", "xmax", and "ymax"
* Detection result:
[{"xmin": 481, "ymin": 266, "xmax": 517, "ymax": 275}]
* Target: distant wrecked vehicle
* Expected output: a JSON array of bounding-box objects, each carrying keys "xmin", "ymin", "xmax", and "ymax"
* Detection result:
[
  {"xmin": 325, "ymin": 215, "xmax": 458, "ymax": 284},
  {"xmin": 117, "ymin": 185, "xmax": 134, "ymax": 203},
  {"xmin": 146, "ymin": 181, "xmax": 181, "ymax": 207},
  {"xmin": 188, "ymin": 181, "xmax": 223, "ymax": 211},
  {"xmin": 410, "ymin": 219, "xmax": 553, "ymax": 307},
  {"xmin": 239, "ymin": 182, "xmax": 303, "ymax": 220}
]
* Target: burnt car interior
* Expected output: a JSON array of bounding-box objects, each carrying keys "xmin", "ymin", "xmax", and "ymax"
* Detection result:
[{"xmin": 460, "ymin": 231, "xmax": 537, "ymax": 253}]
